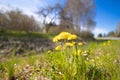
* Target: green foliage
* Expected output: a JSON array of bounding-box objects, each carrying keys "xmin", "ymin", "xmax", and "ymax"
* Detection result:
[
  {"xmin": 0, "ymin": 40, "xmax": 120, "ymax": 80},
  {"xmin": 79, "ymin": 31, "xmax": 95, "ymax": 41},
  {"xmin": 97, "ymin": 33, "xmax": 103, "ymax": 37},
  {"xmin": 0, "ymin": 30, "xmax": 51, "ymax": 38},
  {"xmin": 6, "ymin": 51, "xmax": 15, "ymax": 80}
]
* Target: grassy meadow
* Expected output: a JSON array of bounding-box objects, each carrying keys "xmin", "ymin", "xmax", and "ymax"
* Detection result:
[{"xmin": 0, "ymin": 32, "xmax": 120, "ymax": 80}]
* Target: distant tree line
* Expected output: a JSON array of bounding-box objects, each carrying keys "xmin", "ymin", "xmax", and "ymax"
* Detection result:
[
  {"xmin": 98, "ymin": 22, "xmax": 120, "ymax": 37},
  {"xmin": 0, "ymin": 10, "xmax": 41, "ymax": 32}
]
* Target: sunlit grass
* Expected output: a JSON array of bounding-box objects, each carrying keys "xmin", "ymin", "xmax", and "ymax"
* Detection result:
[
  {"xmin": 0, "ymin": 30, "xmax": 51, "ymax": 38},
  {"xmin": 0, "ymin": 32, "xmax": 120, "ymax": 80}
]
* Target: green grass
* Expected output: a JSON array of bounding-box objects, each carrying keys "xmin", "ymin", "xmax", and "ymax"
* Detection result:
[
  {"xmin": 0, "ymin": 30, "xmax": 52, "ymax": 39},
  {"xmin": 0, "ymin": 40, "xmax": 120, "ymax": 80}
]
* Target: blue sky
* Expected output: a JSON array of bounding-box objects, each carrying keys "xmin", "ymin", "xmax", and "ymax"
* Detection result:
[
  {"xmin": 95, "ymin": 0, "xmax": 120, "ymax": 36},
  {"xmin": 0, "ymin": 0, "xmax": 120, "ymax": 36}
]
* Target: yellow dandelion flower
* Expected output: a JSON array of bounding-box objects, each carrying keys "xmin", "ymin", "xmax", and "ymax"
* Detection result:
[
  {"xmin": 78, "ymin": 42, "xmax": 83, "ymax": 46},
  {"xmin": 107, "ymin": 40, "xmax": 111, "ymax": 45},
  {"xmin": 59, "ymin": 32, "xmax": 71, "ymax": 40},
  {"xmin": 78, "ymin": 50, "xmax": 82, "ymax": 54},
  {"xmin": 55, "ymin": 45, "xmax": 61, "ymax": 50},
  {"xmin": 72, "ymin": 41, "xmax": 76, "ymax": 45},
  {"xmin": 73, "ymin": 50, "xmax": 82, "ymax": 57},
  {"xmin": 53, "ymin": 36, "xmax": 59, "ymax": 42},
  {"xmin": 68, "ymin": 34, "xmax": 77, "ymax": 40},
  {"xmin": 65, "ymin": 42, "xmax": 74, "ymax": 47},
  {"xmin": 53, "ymin": 32, "xmax": 78, "ymax": 42},
  {"xmin": 108, "ymin": 40, "xmax": 111, "ymax": 43},
  {"xmin": 103, "ymin": 43, "xmax": 106, "ymax": 46},
  {"xmin": 47, "ymin": 50, "xmax": 51, "ymax": 53}
]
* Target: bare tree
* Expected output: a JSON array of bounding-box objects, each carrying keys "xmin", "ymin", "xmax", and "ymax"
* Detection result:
[
  {"xmin": 37, "ymin": 3, "xmax": 62, "ymax": 32},
  {"xmin": 37, "ymin": 0, "xmax": 96, "ymax": 34},
  {"xmin": 61, "ymin": 0, "xmax": 96, "ymax": 34},
  {"xmin": 116, "ymin": 22, "xmax": 120, "ymax": 37},
  {"xmin": 107, "ymin": 31, "xmax": 115, "ymax": 37}
]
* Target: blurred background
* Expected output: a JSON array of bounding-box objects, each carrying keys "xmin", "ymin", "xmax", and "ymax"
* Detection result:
[{"xmin": 0, "ymin": 0, "xmax": 120, "ymax": 38}]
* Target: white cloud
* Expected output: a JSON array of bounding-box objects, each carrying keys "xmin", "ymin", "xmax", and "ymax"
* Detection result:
[
  {"xmin": 0, "ymin": 4, "xmax": 13, "ymax": 12},
  {"xmin": 0, "ymin": 0, "xmax": 47, "ymax": 20},
  {"xmin": 0, "ymin": 0, "xmax": 48, "ymax": 12},
  {"xmin": 19, "ymin": 0, "xmax": 47, "ymax": 11}
]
